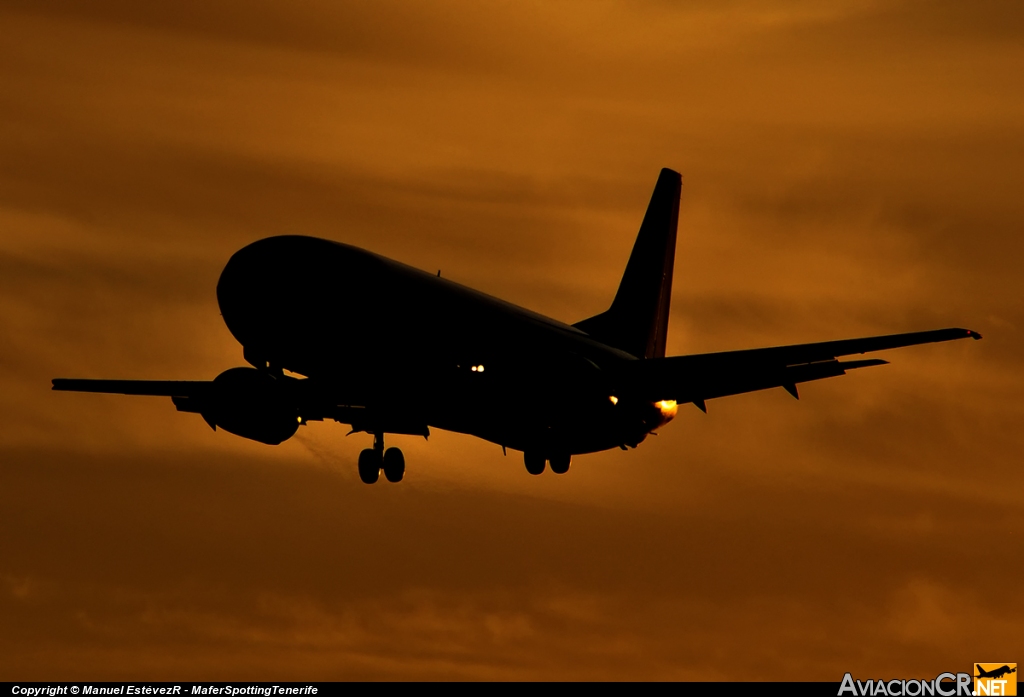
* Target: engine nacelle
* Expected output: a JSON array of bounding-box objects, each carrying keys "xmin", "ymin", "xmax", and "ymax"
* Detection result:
[{"xmin": 202, "ymin": 367, "xmax": 299, "ymax": 445}]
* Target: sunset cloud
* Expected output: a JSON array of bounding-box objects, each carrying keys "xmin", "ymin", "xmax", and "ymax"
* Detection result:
[{"xmin": 0, "ymin": 0, "xmax": 1018, "ymax": 679}]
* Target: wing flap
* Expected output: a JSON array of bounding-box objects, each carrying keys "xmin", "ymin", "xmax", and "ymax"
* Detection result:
[
  {"xmin": 623, "ymin": 327, "xmax": 979, "ymax": 403},
  {"xmin": 674, "ymin": 358, "xmax": 887, "ymax": 403},
  {"xmin": 679, "ymin": 327, "xmax": 980, "ymax": 368}
]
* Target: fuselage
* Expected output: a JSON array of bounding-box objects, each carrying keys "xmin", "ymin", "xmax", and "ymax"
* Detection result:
[{"xmin": 216, "ymin": 236, "xmax": 675, "ymax": 454}]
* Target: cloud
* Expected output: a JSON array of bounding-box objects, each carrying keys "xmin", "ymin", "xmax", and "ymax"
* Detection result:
[{"xmin": 0, "ymin": 0, "xmax": 1019, "ymax": 679}]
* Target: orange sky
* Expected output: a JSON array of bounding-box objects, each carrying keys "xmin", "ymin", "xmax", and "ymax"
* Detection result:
[{"xmin": 1, "ymin": 0, "xmax": 1021, "ymax": 680}]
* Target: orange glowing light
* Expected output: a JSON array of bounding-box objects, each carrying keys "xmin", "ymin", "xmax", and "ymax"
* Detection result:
[{"xmin": 654, "ymin": 400, "xmax": 678, "ymax": 422}]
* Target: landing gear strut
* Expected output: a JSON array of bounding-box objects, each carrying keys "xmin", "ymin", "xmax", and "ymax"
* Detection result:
[{"xmin": 358, "ymin": 432, "xmax": 405, "ymax": 484}]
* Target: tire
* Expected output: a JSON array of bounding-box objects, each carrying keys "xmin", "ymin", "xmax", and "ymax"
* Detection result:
[
  {"xmin": 383, "ymin": 447, "xmax": 405, "ymax": 483},
  {"xmin": 549, "ymin": 453, "xmax": 571, "ymax": 474},
  {"xmin": 524, "ymin": 451, "xmax": 546, "ymax": 475},
  {"xmin": 358, "ymin": 448, "xmax": 381, "ymax": 484}
]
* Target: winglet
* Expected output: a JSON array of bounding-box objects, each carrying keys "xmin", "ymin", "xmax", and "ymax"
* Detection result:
[{"xmin": 966, "ymin": 329, "xmax": 982, "ymax": 340}]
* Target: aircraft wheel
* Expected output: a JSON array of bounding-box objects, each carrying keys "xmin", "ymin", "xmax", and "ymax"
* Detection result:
[
  {"xmin": 524, "ymin": 452, "xmax": 546, "ymax": 475},
  {"xmin": 383, "ymin": 447, "xmax": 405, "ymax": 483},
  {"xmin": 358, "ymin": 448, "xmax": 381, "ymax": 484},
  {"xmin": 549, "ymin": 453, "xmax": 571, "ymax": 474}
]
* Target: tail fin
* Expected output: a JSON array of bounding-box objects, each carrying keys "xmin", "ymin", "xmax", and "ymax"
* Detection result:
[{"xmin": 574, "ymin": 168, "xmax": 681, "ymax": 358}]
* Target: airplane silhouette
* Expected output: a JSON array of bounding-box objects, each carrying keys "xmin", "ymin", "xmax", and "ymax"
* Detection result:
[
  {"xmin": 977, "ymin": 666, "xmax": 1016, "ymax": 680},
  {"xmin": 53, "ymin": 169, "xmax": 981, "ymax": 483}
]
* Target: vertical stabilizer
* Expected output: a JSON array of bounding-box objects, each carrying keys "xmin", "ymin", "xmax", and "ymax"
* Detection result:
[{"xmin": 574, "ymin": 168, "xmax": 681, "ymax": 359}]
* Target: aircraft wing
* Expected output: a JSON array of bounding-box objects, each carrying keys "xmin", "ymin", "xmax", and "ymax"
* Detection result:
[
  {"xmin": 50, "ymin": 376, "xmax": 427, "ymax": 435},
  {"xmin": 621, "ymin": 327, "xmax": 981, "ymax": 408},
  {"xmin": 51, "ymin": 379, "xmax": 212, "ymax": 396},
  {"xmin": 52, "ymin": 378, "xmax": 219, "ymax": 419}
]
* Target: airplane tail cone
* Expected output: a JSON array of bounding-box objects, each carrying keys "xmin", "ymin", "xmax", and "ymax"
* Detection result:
[{"xmin": 574, "ymin": 168, "xmax": 681, "ymax": 359}]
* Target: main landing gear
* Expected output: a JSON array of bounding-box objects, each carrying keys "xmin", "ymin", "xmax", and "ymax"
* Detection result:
[
  {"xmin": 358, "ymin": 432, "xmax": 405, "ymax": 484},
  {"xmin": 523, "ymin": 452, "xmax": 571, "ymax": 475}
]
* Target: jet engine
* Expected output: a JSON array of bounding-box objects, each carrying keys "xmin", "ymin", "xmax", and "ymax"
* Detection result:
[{"xmin": 200, "ymin": 367, "xmax": 300, "ymax": 445}]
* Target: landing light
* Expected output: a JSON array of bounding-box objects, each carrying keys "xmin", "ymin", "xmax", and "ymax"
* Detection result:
[
  {"xmin": 655, "ymin": 399, "xmax": 677, "ymax": 416},
  {"xmin": 471, "ymin": 364, "xmax": 485, "ymax": 372},
  {"xmin": 653, "ymin": 399, "xmax": 678, "ymax": 425},
  {"xmin": 609, "ymin": 395, "xmax": 619, "ymax": 405}
]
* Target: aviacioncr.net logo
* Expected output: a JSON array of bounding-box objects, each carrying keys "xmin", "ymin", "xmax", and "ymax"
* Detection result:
[
  {"xmin": 839, "ymin": 672, "xmax": 973, "ymax": 696},
  {"xmin": 974, "ymin": 664, "xmax": 1017, "ymax": 696}
]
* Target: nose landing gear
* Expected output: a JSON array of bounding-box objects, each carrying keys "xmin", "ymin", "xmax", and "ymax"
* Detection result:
[
  {"xmin": 357, "ymin": 447, "xmax": 381, "ymax": 484},
  {"xmin": 358, "ymin": 432, "xmax": 405, "ymax": 484},
  {"xmin": 383, "ymin": 446, "xmax": 405, "ymax": 483}
]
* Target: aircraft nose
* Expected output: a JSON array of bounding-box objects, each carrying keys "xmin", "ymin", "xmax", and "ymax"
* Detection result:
[
  {"xmin": 216, "ymin": 235, "xmax": 382, "ymax": 353},
  {"xmin": 219, "ymin": 238, "xmax": 287, "ymax": 330},
  {"xmin": 217, "ymin": 236, "xmax": 335, "ymax": 347}
]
